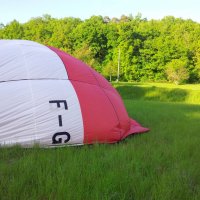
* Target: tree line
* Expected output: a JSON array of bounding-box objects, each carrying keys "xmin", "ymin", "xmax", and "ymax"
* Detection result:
[{"xmin": 0, "ymin": 14, "xmax": 200, "ymax": 83}]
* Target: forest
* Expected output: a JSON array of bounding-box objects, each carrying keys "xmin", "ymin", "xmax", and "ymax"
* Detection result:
[{"xmin": 0, "ymin": 14, "xmax": 200, "ymax": 83}]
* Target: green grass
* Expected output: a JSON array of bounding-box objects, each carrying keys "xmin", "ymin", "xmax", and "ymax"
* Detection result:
[
  {"xmin": 0, "ymin": 83, "xmax": 200, "ymax": 200},
  {"xmin": 114, "ymin": 82, "xmax": 200, "ymax": 104}
]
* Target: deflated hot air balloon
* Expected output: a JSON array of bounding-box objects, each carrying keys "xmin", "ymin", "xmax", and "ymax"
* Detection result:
[{"xmin": 0, "ymin": 40, "xmax": 148, "ymax": 147}]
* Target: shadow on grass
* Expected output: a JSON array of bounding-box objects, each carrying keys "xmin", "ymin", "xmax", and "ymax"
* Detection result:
[{"xmin": 115, "ymin": 85, "xmax": 199, "ymax": 103}]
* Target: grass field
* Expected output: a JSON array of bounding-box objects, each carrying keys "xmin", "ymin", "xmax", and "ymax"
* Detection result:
[{"xmin": 0, "ymin": 83, "xmax": 200, "ymax": 200}]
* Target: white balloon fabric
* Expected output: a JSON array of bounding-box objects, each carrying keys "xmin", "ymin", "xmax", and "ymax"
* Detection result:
[{"xmin": 0, "ymin": 40, "xmax": 149, "ymax": 147}]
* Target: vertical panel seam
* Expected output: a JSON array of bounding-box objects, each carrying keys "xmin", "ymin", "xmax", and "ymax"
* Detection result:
[
  {"xmin": 19, "ymin": 44, "xmax": 38, "ymax": 141},
  {"xmin": 88, "ymin": 68, "xmax": 122, "ymax": 139}
]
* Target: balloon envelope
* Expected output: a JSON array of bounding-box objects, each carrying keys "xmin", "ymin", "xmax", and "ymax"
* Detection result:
[{"xmin": 0, "ymin": 40, "xmax": 149, "ymax": 147}]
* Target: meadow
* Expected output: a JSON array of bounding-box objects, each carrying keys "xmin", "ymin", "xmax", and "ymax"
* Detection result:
[{"xmin": 0, "ymin": 83, "xmax": 200, "ymax": 200}]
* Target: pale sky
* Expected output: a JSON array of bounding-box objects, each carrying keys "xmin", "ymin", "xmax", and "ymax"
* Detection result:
[{"xmin": 0, "ymin": 0, "xmax": 200, "ymax": 24}]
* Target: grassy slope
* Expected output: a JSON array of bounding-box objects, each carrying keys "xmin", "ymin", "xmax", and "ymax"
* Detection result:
[{"xmin": 0, "ymin": 83, "xmax": 200, "ymax": 200}]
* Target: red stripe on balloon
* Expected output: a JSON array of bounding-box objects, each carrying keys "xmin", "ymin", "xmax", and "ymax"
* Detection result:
[{"xmin": 48, "ymin": 46, "xmax": 149, "ymax": 144}]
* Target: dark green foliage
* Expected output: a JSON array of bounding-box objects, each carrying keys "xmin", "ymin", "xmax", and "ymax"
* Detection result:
[{"xmin": 0, "ymin": 14, "xmax": 200, "ymax": 82}]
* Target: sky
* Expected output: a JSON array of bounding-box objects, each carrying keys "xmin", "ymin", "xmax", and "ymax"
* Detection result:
[{"xmin": 0, "ymin": 0, "xmax": 200, "ymax": 24}]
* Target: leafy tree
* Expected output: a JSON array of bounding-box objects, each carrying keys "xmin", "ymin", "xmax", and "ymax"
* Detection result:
[
  {"xmin": 102, "ymin": 60, "xmax": 118, "ymax": 82},
  {"xmin": 165, "ymin": 59, "xmax": 189, "ymax": 84},
  {"xmin": 1, "ymin": 20, "xmax": 24, "ymax": 39},
  {"xmin": 73, "ymin": 15, "xmax": 107, "ymax": 66},
  {"xmin": 72, "ymin": 43, "xmax": 99, "ymax": 71}
]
